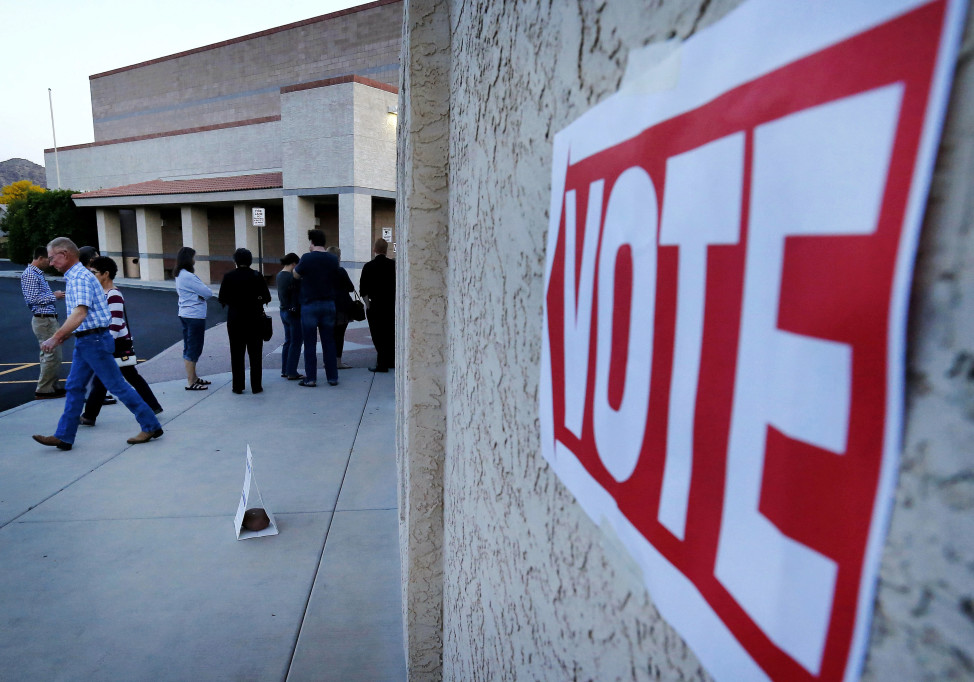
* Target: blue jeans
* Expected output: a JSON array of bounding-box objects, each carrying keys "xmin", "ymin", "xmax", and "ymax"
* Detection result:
[
  {"xmin": 280, "ymin": 309, "xmax": 303, "ymax": 377},
  {"xmin": 301, "ymin": 300, "xmax": 337, "ymax": 384},
  {"xmin": 55, "ymin": 329, "xmax": 162, "ymax": 444},
  {"xmin": 180, "ymin": 316, "xmax": 206, "ymax": 362}
]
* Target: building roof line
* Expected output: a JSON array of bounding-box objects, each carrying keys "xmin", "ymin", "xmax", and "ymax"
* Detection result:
[
  {"xmin": 89, "ymin": 0, "xmax": 402, "ymax": 80},
  {"xmin": 281, "ymin": 75, "xmax": 398, "ymax": 95},
  {"xmin": 71, "ymin": 172, "xmax": 284, "ymax": 199},
  {"xmin": 44, "ymin": 116, "xmax": 281, "ymax": 154}
]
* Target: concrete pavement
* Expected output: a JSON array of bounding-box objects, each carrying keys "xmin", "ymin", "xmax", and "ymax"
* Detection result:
[{"xmin": 0, "ymin": 275, "xmax": 404, "ymax": 680}]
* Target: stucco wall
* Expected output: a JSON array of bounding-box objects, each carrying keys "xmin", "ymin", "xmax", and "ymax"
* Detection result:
[
  {"xmin": 89, "ymin": 0, "xmax": 403, "ymax": 141},
  {"xmin": 399, "ymin": 0, "xmax": 974, "ymax": 680},
  {"xmin": 398, "ymin": 0, "xmax": 450, "ymax": 677}
]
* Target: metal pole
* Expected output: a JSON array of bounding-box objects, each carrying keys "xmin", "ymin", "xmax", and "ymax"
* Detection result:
[{"xmin": 47, "ymin": 88, "xmax": 61, "ymax": 189}]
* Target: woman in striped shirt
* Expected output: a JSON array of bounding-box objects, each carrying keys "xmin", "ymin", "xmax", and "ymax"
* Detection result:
[{"xmin": 79, "ymin": 256, "xmax": 162, "ymax": 426}]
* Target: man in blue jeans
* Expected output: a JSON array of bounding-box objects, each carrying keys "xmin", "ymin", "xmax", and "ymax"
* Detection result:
[
  {"xmin": 32, "ymin": 237, "xmax": 163, "ymax": 451},
  {"xmin": 292, "ymin": 229, "xmax": 339, "ymax": 387}
]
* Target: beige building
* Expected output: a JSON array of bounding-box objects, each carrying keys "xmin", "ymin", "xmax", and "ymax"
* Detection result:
[{"xmin": 45, "ymin": 0, "xmax": 402, "ymax": 285}]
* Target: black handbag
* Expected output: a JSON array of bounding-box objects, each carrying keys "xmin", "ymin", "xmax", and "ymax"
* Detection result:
[
  {"xmin": 348, "ymin": 292, "xmax": 366, "ymax": 322},
  {"xmin": 261, "ymin": 312, "xmax": 273, "ymax": 342},
  {"xmin": 113, "ymin": 337, "xmax": 137, "ymax": 367}
]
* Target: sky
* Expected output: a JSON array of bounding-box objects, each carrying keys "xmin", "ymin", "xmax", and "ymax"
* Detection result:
[{"xmin": 0, "ymin": 0, "xmax": 364, "ymax": 168}]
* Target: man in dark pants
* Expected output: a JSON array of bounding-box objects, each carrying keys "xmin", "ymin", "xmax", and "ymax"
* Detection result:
[
  {"xmin": 218, "ymin": 248, "xmax": 271, "ymax": 394},
  {"xmin": 359, "ymin": 238, "xmax": 396, "ymax": 373},
  {"xmin": 292, "ymin": 229, "xmax": 340, "ymax": 387}
]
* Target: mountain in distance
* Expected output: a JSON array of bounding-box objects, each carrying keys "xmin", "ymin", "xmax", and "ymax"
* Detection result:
[{"xmin": 0, "ymin": 158, "xmax": 46, "ymax": 189}]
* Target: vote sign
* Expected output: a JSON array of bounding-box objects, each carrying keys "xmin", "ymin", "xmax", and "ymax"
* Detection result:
[{"xmin": 539, "ymin": 1, "xmax": 964, "ymax": 680}]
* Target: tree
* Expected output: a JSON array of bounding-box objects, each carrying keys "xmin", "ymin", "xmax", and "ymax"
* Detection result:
[
  {"xmin": 0, "ymin": 190, "xmax": 96, "ymax": 264},
  {"xmin": 0, "ymin": 180, "xmax": 46, "ymax": 205}
]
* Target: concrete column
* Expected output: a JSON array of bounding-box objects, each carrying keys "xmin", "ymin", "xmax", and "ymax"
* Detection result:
[
  {"xmin": 233, "ymin": 204, "xmax": 260, "ymax": 255},
  {"xmin": 283, "ymin": 195, "xmax": 315, "ymax": 256},
  {"xmin": 95, "ymin": 209, "xmax": 122, "ymax": 259},
  {"xmin": 398, "ymin": 0, "xmax": 450, "ymax": 676},
  {"xmin": 339, "ymin": 192, "xmax": 373, "ymax": 264},
  {"xmin": 134, "ymin": 207, "xmax": 164, "ymax": 281},
  {"xmin": 181, "ymin": 206, "xmax": 211, "ymax": 284}
]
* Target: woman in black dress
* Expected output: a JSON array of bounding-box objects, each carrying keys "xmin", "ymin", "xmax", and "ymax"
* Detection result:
[{"xmin": 218, "ymin": 248, "xmax": 271, "ymax": 394}]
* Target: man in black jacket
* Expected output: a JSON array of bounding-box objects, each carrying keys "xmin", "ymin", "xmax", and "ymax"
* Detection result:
[
  {"xmin": 359, "ymin": 238, "xmax": 395, "ymax": 373},
  {"xmin": 218, "ymin": 248, "xmax": 271, "ymax": 394}
]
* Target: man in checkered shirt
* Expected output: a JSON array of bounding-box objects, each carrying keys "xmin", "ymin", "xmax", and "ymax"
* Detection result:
[
  {"xmin": 21, "ymin": 246, "xmax": 66, "ymax": 398},
  {"xmin": 31, "ymin": 237, "xmax": 163, "ymax": 452}
]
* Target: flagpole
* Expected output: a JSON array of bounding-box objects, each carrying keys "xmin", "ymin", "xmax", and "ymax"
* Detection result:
[{"xmin": 48, "ymin": 88, "xmax": 61, "ymax": 189}]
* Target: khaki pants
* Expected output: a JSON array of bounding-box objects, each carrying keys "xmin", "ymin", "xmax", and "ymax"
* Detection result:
[{"xmin": 30, "ymin": 315, "xmax": 62, "ymax": 394}]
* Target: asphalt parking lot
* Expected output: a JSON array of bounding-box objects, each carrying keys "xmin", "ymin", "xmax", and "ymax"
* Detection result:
[{"xmin": 0, "ymin": 273, "xmax": 226, "ymax": 412}]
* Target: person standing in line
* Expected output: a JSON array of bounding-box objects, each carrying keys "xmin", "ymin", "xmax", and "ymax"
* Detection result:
[
  {"xmin": 21, "ymin": 246, "xmax": 66, "ymax": 399},
  {"xmin": 277, "ymin": 253, "xmax": 304, "ymax": 379},
  {"xmin": 219, "ymin": 248, "xmax": 271, "ymax": 394},
  {"xmin": 292, "ymin": 229, "xmax": 339, "ymax": 387},
  {"xmin": 79, "ymin": 256, "xmax": 163, "ymax": 426},
  {"xmin": 32, "ymin": 237, "xmax": 163, "ymax": 451},
  {"xmin": 327, "ymin": 246, "xmax": 355, "ymax": 370},
  {"xmin": 173, "ymin": 247, "xmax": 214, "ymax": 391},
  {"xmin": 359, "ymin": 238, "xmax": 396, "ymax": 373}
]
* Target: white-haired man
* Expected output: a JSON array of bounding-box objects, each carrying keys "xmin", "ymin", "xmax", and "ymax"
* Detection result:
[{"xmin": 32, "ymin": 237, "xmax": 163, "ymax": 451}]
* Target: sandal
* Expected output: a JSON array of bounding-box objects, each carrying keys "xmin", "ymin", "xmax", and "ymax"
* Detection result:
[
  {"xmin": 185, "ymin": 380, "xmax": 209, "ymax": 391},
  {"xmin": 196, "ymin": 378, "xmax": 212, "ymax": 385}
]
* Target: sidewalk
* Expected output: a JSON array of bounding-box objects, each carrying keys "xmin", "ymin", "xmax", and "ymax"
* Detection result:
[{"xmin": 0, "ymin": 329, "xmax": 404, "ymax": 678}]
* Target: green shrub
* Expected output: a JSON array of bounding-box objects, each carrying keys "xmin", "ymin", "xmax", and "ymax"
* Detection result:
[{"xmin": 1, "ymin": 190, "xmax": 96, "ymax": 264}]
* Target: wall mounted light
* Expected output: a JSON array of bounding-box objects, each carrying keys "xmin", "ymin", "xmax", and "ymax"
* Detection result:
[{"xmin": 387, "ymin": 105, "xmax": 398, "ymax": 116}]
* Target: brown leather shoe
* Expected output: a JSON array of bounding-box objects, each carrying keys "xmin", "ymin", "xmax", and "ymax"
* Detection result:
[
  {"xmin": 126, "ymin": 428, "xmax": 164, "ymax": 444},
  {"xmin": 32, "ymin": 435, "xmax": 72, "ymax": 451}
]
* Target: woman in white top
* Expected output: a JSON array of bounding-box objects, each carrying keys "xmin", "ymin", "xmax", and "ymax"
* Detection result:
[{"xmin": 173, "ymin": 247, "xmax": 214, "ymax": 390}]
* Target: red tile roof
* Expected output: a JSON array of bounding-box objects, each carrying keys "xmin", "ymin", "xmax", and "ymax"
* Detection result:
[{"xmin": 72, "ymin": 172, "xmax": 283, "ymax": 199}]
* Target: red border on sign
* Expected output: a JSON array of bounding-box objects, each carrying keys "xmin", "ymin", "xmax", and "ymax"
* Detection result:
[{"xmin": 545, "ymin": 3, "xmax": 945, "ymax": 679}]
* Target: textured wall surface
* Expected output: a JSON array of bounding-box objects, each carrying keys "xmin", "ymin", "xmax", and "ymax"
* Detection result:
[
  {"xmin": 89, "ymin": 1, "xmax": 403, "ymax": 141},
  {"xmin": 397, "ymin": 0, "xmax": 451, "ymax": 678},
  {"xmin": 440, "ymin": 2, "xmax": 738, "ymax": 678},
  {"xmin": 399, "ymin": 0, "xmax": 974, "ymax": 680}
]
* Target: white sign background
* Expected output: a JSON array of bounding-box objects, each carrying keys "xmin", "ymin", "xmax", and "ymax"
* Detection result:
[{"xmin": 539, "ymin": 1, "xmax": 965, "ymax": 680}]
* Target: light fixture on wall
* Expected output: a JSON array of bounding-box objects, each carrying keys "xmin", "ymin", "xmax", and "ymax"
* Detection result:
[{"xmin": 387, "ymin": 105, "xmax": 398, "ymax": 116}]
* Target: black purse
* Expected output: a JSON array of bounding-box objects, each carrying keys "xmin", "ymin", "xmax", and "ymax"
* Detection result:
[
  {"xmin": 255, "ymin": 270, "xmax": 273, "ymax": 341},
  {"xmin": 348, "ymin": 292, "xmax": 366, "ymax": 322}
]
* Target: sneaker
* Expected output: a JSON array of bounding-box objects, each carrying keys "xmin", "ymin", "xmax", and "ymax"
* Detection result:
[
  {"xmin": 79, "ymin": 416, "xmax": 96, "ymax": 427},
  {"xmin": 337, "ymin": 360, "xmax": 352, "ymax": 369},
  {"xmin": 297, "ymin": 379, "xmax": 317, "ymax": 387},
  {"xmin": 328, "ymin": 380, "xmax": 339, "ymax": 386},
  {"xmin": 103, "ymin": 395, "xmax": 117, "ymax": 405}
]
